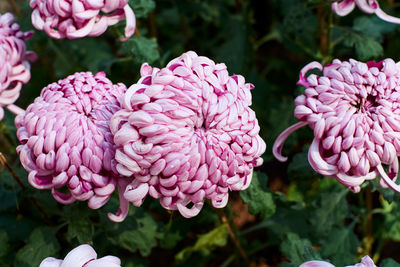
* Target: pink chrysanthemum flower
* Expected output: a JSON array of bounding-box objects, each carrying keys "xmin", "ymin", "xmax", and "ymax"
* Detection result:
[
  {"xmin": 108, "ymin": 51, "xmax": 266, "ymax": 221},
  {"xmin": 15, "ymin": 72, "xmax": 126, "ymax": 209},
  {"xmin": 273, "ymin": 59, "xmax": 400, "ymax": 193},
  {"xmin": 0, "ymin": 13, "xmax": 36, "ymax": 120},
  {"xmin": 40, "ymin": 244, "xmax": 121, "ymax": 267},
  {"xmin": 30, "ymin": 0, "xmax": 136, "ymax": 41},
  {"xmin": 331, "ymin": 0, "xmax": 400, "ymax": 24},
  {"xmin": 300, "ymin": 255, "xmax": 376, "ymax": 267}
]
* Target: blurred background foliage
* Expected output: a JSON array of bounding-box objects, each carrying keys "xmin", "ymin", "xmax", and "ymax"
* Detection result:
[{"xmin": 3, "ymin": 0, "xmax": 400, "ymax": 266}]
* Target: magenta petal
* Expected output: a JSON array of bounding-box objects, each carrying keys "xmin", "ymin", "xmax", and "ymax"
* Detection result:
[{"xmin": 332, "ymin": 0, "xmax": 356, "ymax": 16}]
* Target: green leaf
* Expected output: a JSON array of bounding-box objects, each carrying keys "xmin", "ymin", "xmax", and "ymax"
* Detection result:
[
  {"xmin": 67, "ymin": 218, "xmax": 94, "ymax": 244},
  {"xmin": 334, "ymin": 16, "xmax": 395, "ymax": 61},
  {"xmin": 353, "ymin": 16, "xmax": 396, "ymax": 41},
  {"xmin": 63, "ymin": 203, "xmax": 95, "ymax": 244},
  {"xmin": 382, "ymin": 201, "xmax": 400, "ymax": 241},
  {"xmin": 381, "ymin": 258, "xmax": 400, "ymax": 267},
  {"xmin": 320, "ymin": 225, "xmax": 359, "ymax": 267},
  {"xmin": 0, "ymin": 215, "xmax": 37, "ymax": 242},
  {"xmin": 240, "ymin": 172, "xmax": 276, "ymax": 219},
  {"xmin": 160, "ymin": 226, "xmax": 183, "ymax": 250},
  {"xmin": 71, "ymin": 39, "xmax": 115, "ymax": 73},
  {"xmin": 124, "ymin": 257, "xmax": 148, "ymax": 267},
  {"xmin": 280, "ymin": 232, "xmax": 321, "ymax": 266},
  {"xmin": 121, "ymin": 36, "xmax": 160, "ymax": 64},
  {"xmin": 15, "ymin": 227, "xmax": 60, "ymax": 267},
  {"xmin": 342, "ymin": 31, "xmax": 383, "ymax": 61},
  {"xmin": 0, "ymin": 184, "xmax": 18, "ymax": 212},
  {"xmin": 175, "ymin": 224, "xmax": 229, "ymax": 262},
  {"xmin": 0, "ymin": 231, "xmax": 9, "ymax": 261},
  {"xmin": 287, "ymin": 152, "xmax": 318, "ymax": 180},
  {"xmin": 215, "ymin": 16, "xmax": 249, "ymax": 73},
  {"xmin": 130, "ymin": 0, "xmax": 156, "ymax": 18},
  {"xmin": 264, "ymin": 199, "xmax": 311, "ymax": 239},
  {"xmin": 113, "ymin": 210, "xmax": 163, "ymax": 256},
  {"xmin": 309, "ymin": 187, "xmax": 348, "ymax": 237}
]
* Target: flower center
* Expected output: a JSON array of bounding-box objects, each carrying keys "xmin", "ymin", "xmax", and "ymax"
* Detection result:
[{"xmin": 353, "ymin": 94, "xmax": 378, "ymax": 113}]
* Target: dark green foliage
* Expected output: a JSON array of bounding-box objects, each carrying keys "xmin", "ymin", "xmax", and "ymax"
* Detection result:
[
  {"xmin": 2, "ymin": 0, "xmax": 400, "ymax": 266},
  {"xmin": 15, "ymin": 228, "xmax": 60, "ymax": 267},
  {"xmin": 382, "ymin": 258, "xmax": 400, "ymax": 267},
  {"xmin": 121, "ymin": 36, "xmax": 160, "ymax": 64},
  {"xmin": 280, "ymin": 233, "xmax": 321, "ymax": 267},
  {"xmin": 240, "ymin": 172, "xmax": 276, "ymax": 219},
  {"xmin": 175, "ymin": 224, "xmax": 229, "ymax": 261},
  {"xmin": 113, "ymin": 210, "xmax": 163, "ymax": 256}
]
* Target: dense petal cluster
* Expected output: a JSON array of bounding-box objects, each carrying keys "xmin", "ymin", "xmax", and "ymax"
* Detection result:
[
  {"xmin": 40, "ymin": 244, "xmax": 121, "ymax": 267},
  {"xmin": 331, "ymin": 0, "xmax": 400, "ymax": 24},
  {"xmin": 30, "ymin": 0, "xmax": 136, "ymax": 40},
  {"xmin": 109, "ymin": 51, "xmax": 265, "ymax": 221},
  {"xmin": 0, "ymin": 13, "xmax": 36, "ymax": 120},
  {"xmin": 273, "ymin": 59, "xmax": 400, "ymax": 193},
  {"xmin": 16, "ymin": 72, "xmax": 126, "ymax": 209},
  {"xmin": 300, "ymin": 255, "xmax": 376, "ymax": 267}
]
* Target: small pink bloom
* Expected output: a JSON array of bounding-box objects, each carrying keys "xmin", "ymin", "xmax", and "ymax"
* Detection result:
[
  {"xmin": 300, "ymin": 256, "xmax": 376, "ymax": 267},
  {"xmin": 30, "ymin": 0, "xmax": 136, "ymax": 40},
  {"xmin": 108, "ymin": 51, "xmax": 266, "ymax": 221},
  {"xmin": 347, "ymin": 256, "xmax": 377, "ymax": 267},
  {"xmin": 332, "ymin": 0, "xmax": 400, "ymax": 24},
  {"xmin": 273, "ymin": 59, "xmax": 400, "ymax": 193},
  {"xmin": 16, "ymin": 72, "xmax": 127, "ymax": 210},
  {"xmin": 0, "ymin": 13, "xmax": 36, "ymax": 120},
  {"xmin": 40, "ymin": 244, "xmax": 121, "ymax": 267}
]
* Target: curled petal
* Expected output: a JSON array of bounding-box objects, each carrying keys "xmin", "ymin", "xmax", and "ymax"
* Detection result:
[
  {"xmin": 272, "ymin": 121, "xmax": 308, "ymax": 162},
  {"xmin": 332, "ymin": 0, "xmax": 356, "ymax": 16},
  {"xmin": 177, "ymin": 201, "xmax": 204, "ymax": 218}
]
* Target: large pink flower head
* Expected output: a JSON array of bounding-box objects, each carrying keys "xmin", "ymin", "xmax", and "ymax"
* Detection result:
[
  {"xmin": 300, "ymin": 255, "xmax": 376, "ymax": 267},
  {"xmin": 331, "ymin": 0, "xmax": 400, "ymax": 24},
  {"xmin": 40, "ymin": 244, "xmax": 121, "ymax": 267},
  {"xmin": 0, "ymin": 13, "xmax": 36, "ymax": 120},
  {"xmin": 15, "ymin": 72, "xmax": 127, "ymax": 209},
  {"xmin": 30, "ymin": 0, "xmax": 136, "ymax": 40},
  {"xmin": 109, "ymin": 51, "xmax": 266, "ymax": 221},
  {"xmin": 273, "ymin": 59, "xmax": 400, "ymax": 193}
]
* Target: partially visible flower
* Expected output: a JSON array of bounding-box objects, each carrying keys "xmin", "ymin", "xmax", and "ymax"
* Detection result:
[
  {"xmin": 300, "ymin": 255, "xmax": 376, "ymax": 267},
  {"xmin": 0, "ymin": 12, "xmax": 36, "ymax": 120},
  {"xmin": 40, "ymin": 244, "xmax": 121, "ymax": 267},
  {"xmin": 347, "ymin": 255, "xmax": 377, "ymax": 267},
  {"xmin": 30, "ymin": 0, "xmax": 136, "ymax": 40},
  {"xmin": 331, "ymin": 0, "xmax": 400, "ymax": 24},
  {"xmin": 273, "ymin": 59, "xmax": 400, "ymax": 193},
  {"xmin": 108, "ymin": 51, "xmax": 266, "ymax": 221},
  {"xmin": 16, "ymin": 72, "xmax": 126, "ymax": 210},
  {"xmin": 300, "ymin": 260, "xmax": 335, "ymax": 267}
]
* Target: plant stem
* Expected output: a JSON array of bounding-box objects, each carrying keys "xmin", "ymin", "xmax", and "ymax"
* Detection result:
[
  {"xmin": 216, "ymin": 208, "xmax": 250, "ymax": 266},
  {"xmin": 0, "ymin": 153, "xmax": 25, "ymax": 189},
  {"xmin": 134, "ymin": 27, "xmax": 141, "ymax": 37},
  {"xmin": 7, "ymin": 0, "xmax": 20, "ymax": 17},
  {"xmin": 0, "ymin": 153, "xmax": 51, "ymax": 224},
  {"xmin": 235, "ymin": 0, "xmax": 242, "ymax": 13},
  {"xmin": 317, "ymin": 3, "xmax": 329, "ymax": 59},
  {"xmin": 365, "ymin": 187, "xmax": 374, "ymax": 255},
  {"xmin": 148, "ymin": 12, "xmax": 158, "ymax": 38}
]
